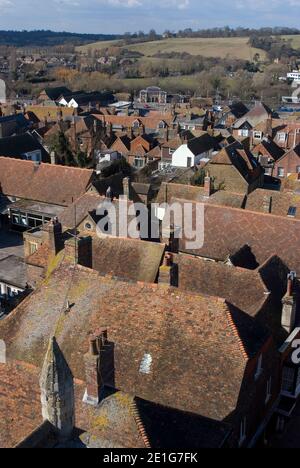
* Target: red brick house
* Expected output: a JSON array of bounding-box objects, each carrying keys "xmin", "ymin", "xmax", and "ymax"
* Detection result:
[{"xmin": 273, "ymin": 145, "xmax": 300, "ymax": 179}]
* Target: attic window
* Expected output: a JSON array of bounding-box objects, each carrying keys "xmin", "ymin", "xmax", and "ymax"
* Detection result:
[
  {"xmin": 288, "ymin": 206, "xmax": 297, "ymax": 218},
  {"xmin": 139, "ymin": 353, "xmax": 152, "ymax": 375},
  {"xmin": 132, "ymin": 120, "xmax": 140, "ymax": 129}
]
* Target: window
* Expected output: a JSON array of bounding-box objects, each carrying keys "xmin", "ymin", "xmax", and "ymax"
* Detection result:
[
  {"xmin": 255, "ymin": 355, "xmax": 263, "ymax": 381},
  {"xmin": 266, "ymin": 378, "xmax": 272, "ymax": 404},
  {"xmin": 132, "ymin": 120, "xmax": 140, "ymax": 129},
  {"xmin": 282, "ymin": 367, "xmax": 295, "ymax": 394},
  {"xmin": 277, "ymin": 167, "xmax": 285, "ymax": 178},
  {"xmin": 134, "ymin": 158, "xmax": 144, "ymax": 168},
  {"xmin": 239, "ymin": 418, "xmax": 247, "ymax": 446},
  {"xmin": 296, "ymin": 166, "xmax": 300, "ymax": 174},
  {"xmin": 29, "ymin": 242, "xmax": 38, "ymax": 255},
  {"xmin": 253, "ymin": 131, "xmax": 262, "ymax": 140},
  {"xmin": 85, "ymin": 223, "xmax": 92, "ymax": 230},
  {"xmin": 238, "ymin": 129, "xmax": 249, "ymax": 137},
  {"xmin": 187, "ymin": 157, "xmax": 193, "ymax": 168},
  {"xmin": 158, "ymin": 121, "xmax": 165, "ymax": 129},
  {"xmin": 277, "ymin": 133, "xmax": 286, "ymax": 142},
  {"xmin": 288, "ymin": 206, "xmax": 297, "ymax": 218}
]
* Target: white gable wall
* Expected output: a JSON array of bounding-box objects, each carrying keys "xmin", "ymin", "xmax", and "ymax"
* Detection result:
[{"xmin": 172, "ymin": 144, "xmax": 195, "ymax": 168}]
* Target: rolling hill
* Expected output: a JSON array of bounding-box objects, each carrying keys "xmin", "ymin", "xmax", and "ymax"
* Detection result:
[{"xmin": 77, "ymin": 37, "xmax": 268, "ymax": 61}]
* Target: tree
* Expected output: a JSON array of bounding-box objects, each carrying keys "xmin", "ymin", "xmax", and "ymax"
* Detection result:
[{"xmin": 47, "ymin": 131, "xmax": 76, "ymax": 167}]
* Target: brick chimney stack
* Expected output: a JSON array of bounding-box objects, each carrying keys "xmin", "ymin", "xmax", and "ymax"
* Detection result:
[
  {"xmin": 64, "ymin": 236, "xmax": 92, "ymax": 268},
  {"xmin": 83, "ymin": 329, "xmax": 108, "ymax": 406},
  {"xmin": 42, "ymin": 217, "xmax": 63, "ymax": 255},
  {"xmin": 282, "ymin": 272, "xmax": 297, "ymax": 334},
  {"xmin": 204, "ymin": 174, "xmax": 212, "ymax": 198}
]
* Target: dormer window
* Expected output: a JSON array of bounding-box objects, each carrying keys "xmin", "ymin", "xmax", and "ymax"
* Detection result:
[
  {"xmin": 253, "ymin": 131, "xmax": 262, "ymax": 140},
  {"xmin": 158, "ymin": 121, "xmax": 166, "ymax": 129},
  {"xmin": 277, "ymin": 133, "xmax": 286, "ymax": 142},
  {"xmin": 132, "ymin": 120, "xmax": 140, "ymax": 129}
]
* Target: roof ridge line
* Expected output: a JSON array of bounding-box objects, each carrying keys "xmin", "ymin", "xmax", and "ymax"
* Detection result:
[
  {"xmin": 130, "ymin": 399, "xmax": 151, "ymax": 449},
  {"xmin": 224, "ymin": 304, "xmax": 249, "ymax": 361}
]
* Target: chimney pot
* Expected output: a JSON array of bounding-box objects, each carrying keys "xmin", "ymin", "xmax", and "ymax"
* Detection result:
[
  {"xmin": 89, "ymin": 338, "xmax": 98, "ymax": 356},
  {"xmin": 83, "ymin": 329, "xmax": 109, "ymax": 406}
]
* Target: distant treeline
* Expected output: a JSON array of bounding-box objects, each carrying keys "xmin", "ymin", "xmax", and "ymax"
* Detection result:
[
  {"xmin": 170, "ymin": 27, "xmax": 300, "ymax": 38},
  {"xmin": 249, "ymin": 35, "xmax": 300, "ymax": 59},
  {"xmin": 0, "ymin": 30, "xmax": 121, "ymax": 47}
]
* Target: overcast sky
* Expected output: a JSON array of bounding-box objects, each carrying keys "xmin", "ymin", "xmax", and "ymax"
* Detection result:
[{"xmin": 0, "ymin": 0, "xmax": 300, "ymax": 34}]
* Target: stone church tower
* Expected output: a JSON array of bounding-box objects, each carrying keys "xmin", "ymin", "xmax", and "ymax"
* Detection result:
[{"xmin": 40, "ymin": 337, "xmax": 75, "ymax": 440}]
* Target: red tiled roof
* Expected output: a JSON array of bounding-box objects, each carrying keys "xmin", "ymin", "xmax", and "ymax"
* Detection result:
[
  {"xmin": 174, "ymin": 199, "xmax": 300, "ymax": 272},
  {"xmin": 0, "ymin": 262, "xmax": 268, "ymax": 420},
  {"xmin": 0, "ymin": 158, "xmax": 94, "ymax": 206}
]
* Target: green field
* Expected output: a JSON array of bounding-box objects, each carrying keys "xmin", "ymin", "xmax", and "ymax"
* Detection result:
[
  {"xmin": 282, "ymin": 34, "xmax": 300, "ymax": 48},
  {"xmin": 77, "ymin": 36, "xmax": 267, "ymax": 61}
]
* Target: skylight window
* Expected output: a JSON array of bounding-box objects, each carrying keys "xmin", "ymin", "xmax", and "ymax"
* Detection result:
[{"xmin": 139, "ymin": 353, "xmax": 153, "ymax": 375}]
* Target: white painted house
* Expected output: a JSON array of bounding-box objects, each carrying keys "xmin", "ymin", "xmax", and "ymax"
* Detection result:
[{"xmin": 172, "ymin": 134, "xmax": 220, "ymax": 168}]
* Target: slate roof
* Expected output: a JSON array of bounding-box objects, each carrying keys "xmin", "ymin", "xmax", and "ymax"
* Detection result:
[
  {"xmin": 0, "ymin": 262, "xmax": 269, "ymax": 421},
  {"xmin": 187, "ymin": 134, "xmax": 221, "ymax": 156},
  {"xmin": 42, "ymin": 87, "xmax": 72, "ymax": 101},
  {"xmin": 0, "ymin": 158, "xmax": 94, "ymax": 206},
  {"xmin": 0, "ymin": 255, "xmax": 28, "ymax": 289},
  {"xmin": 0, "ymin": 113, "xmax": 29, "ymax": 129},
  {"xmin": 0, "ymin": 132, "xmax": 50, "ymax": 162}
]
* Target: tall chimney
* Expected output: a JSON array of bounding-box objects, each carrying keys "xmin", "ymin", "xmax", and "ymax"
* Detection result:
[
  {"xmin": 204, "ymin": 174, "xmax": 213, "ymax": 198},
  {"xmin": 83, "ymin": 329, "xmax": 108, "ymax": 406},
  {"xmin": 282, "ymin": 272, "xmax": 297, "ymax": 334}
]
